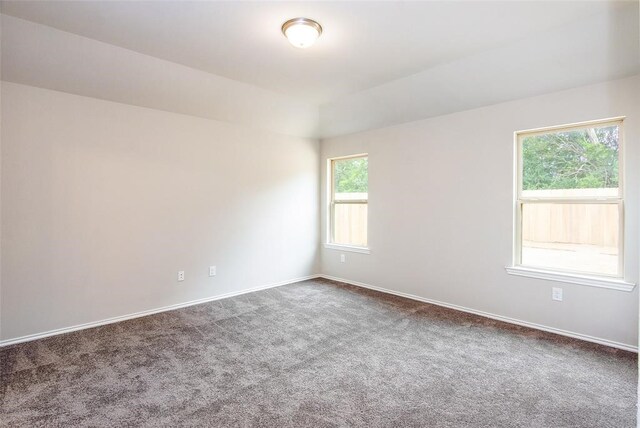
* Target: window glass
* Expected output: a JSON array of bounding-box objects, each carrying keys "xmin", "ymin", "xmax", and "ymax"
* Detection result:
[
  {"xmin": 522, "ymin": 125, "xmax": 619, "ymax": 197},
  {"xmin": 331, "ymin": 156, "xmax": 368, "ymax": 247},
  {"xmin": 333, "ymin": 157, "xmax": 368, "ymax": 197},
  {"xmin": 516, "ymin": 120, "xmax": 623, "ymax": 278},
  {"xmin": 521, "ymin": 202, "xmax": 619, "ymax": 276},
  {"xmin": 333, "ymin": 204, "xmax": 368, "ymax": 247}
]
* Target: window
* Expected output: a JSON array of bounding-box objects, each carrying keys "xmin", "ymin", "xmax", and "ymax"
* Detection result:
[
  {"xmin": 514, "ymin": 118, "xmax": 624, "ymax": 279},
  {"xmin": 328, "ymin": 154, "xmax": 368, "ymax": 249}
]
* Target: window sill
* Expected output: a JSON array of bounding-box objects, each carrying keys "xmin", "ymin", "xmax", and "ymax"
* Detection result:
[
  {"xmin": 505, "ymin": 266, "xmax": 636, "ymax": 292},
  {"xmin": 323, "ymin": 243, "xmax": 371, "ymax": 254}
]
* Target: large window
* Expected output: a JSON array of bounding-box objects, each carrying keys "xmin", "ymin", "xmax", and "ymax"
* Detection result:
[
  {"xmin": 329, "ymin": 154, "xmax": 368, "ymax": 248},
  {"xmin": 515, "ymin": 118, "xmax": 624, "ymax": 278}
]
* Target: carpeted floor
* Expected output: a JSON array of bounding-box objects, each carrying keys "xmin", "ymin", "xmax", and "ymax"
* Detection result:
[{"xmin": 0, "ymin": 278, "xmax": 637, "ymax": 427}]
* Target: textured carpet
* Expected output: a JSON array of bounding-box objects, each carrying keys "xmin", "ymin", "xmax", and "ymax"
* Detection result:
[{"xmin": 0, "ymin": 278, "xmax": 636, "ymax": 427}]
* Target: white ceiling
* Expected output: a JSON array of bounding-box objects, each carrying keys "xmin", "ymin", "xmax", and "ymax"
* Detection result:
[
  {"xmin": 1, "ymin": 0, "xmax": 633, "ymax": 105},
  {"xmin": 1, "ymin": 15, "xmax": 320, "ymax": 138},
  {"xmin": 320, "ymin": 1, "xmax": 640, "ymax": 137},
  {"xmin": 1, "ymin": 1, "xmax": 638, "ymax": 138}
]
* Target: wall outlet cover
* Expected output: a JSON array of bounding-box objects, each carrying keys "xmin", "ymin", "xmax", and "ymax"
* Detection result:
[{"xmin": 552, "ymin": 287, "xmax": 563, "ymax": 301}]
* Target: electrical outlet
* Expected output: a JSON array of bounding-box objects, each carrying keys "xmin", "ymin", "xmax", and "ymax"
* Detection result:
[
  {"xmin": 209, "ymin": 266, "xmax": 217, "ymax": 277},
  {"xmin": 340, "ymin": 254, "xmax": 346, "ymax": 263},
  {"xmin": 552, "ymin": 287, "xmax": 563, "ymax": 301},
  {"xmin": 177, "ymin": 271, "xmax": 185, "ymax": 282}
]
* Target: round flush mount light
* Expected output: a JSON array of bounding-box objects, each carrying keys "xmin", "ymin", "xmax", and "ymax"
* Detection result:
[{"xmin": 281, "ymin": 17, "xmax": 322, "ymax": 49}]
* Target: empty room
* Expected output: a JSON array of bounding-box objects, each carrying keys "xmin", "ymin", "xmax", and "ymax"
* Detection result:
[{"xmin": 1, "ymin": 1, "xmax": 639, "ymax": 427}]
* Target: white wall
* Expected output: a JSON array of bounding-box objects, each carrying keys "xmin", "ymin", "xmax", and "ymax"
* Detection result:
[
  {"xmin": 321, "ymin": 75, "xmax": 640, "ymax": 348},
  {"xmin": 0, "ymin": 82, "xmax": 319, "ymax": 342}
]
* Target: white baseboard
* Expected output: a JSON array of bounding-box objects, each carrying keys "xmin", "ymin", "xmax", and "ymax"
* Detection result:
[
  {"xmin": 3, "ymin": 273, "xmax": 636, "ymax": 353},
  {"xmin": 319, "ymin": 274, "xmax": 638, "ymax": 353},
  {"xmin": 0, "ymin": 274, "xmax": 322, "ymax": 348}
]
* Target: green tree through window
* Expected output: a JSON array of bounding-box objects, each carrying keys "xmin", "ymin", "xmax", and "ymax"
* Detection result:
[
  {"xmin": 522, "ymin": 125, "xmax": 619, "ymax": 190},
  {"xmin": 334, "ymin": 157, "xmax": 368, "ymax": 193}
]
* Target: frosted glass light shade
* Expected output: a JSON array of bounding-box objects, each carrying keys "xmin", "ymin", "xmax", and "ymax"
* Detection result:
[{"xmin": 282, "ymin": 18, "xmax": 322, "ymax": 49}]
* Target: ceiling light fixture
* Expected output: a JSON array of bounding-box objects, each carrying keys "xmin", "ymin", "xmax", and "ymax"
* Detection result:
[{"xmin": 281, "ymin": 17, "xmax": 322, "ymax": 49}]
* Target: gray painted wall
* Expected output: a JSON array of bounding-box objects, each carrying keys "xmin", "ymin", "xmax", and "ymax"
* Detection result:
[
  {"xmin": 320, "ymin": 75, "xmax": 640, "ymax": 348},
  {"xmin": 0, "ymin": 82, "xmax": 320, "ymax": 341}
]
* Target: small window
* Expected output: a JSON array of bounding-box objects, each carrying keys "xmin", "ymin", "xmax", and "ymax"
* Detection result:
[
  {"xmin": 515, "ymin": 119, "xmax": 624, "ymax": 277},
  {"xmin": 329, "ymin": 155, "xmax": 368, "ymax": 248}
]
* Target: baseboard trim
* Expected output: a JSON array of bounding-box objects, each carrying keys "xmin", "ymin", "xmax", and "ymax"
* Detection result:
[
  {"xmin": 4, "ymin": 273, "xmax": 635, "ymax": 353},
  {"xmin": 0, "ymin": 274, "xmax": 322, "ymax": 348},
  {"xmin": 319, "ymin": 274, "xmax": 638, "ymax": 353}
]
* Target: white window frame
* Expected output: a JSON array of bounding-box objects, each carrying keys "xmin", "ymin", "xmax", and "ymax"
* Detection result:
[
  {"xmin": 324, "ymin": 154, "xmax": 370, "ymax": 253},
  {"xmin": 506, "ymin": 117, "xmax": 635, "ymax": 291}
]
